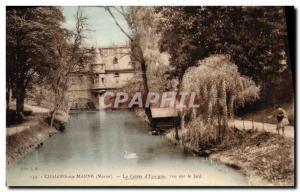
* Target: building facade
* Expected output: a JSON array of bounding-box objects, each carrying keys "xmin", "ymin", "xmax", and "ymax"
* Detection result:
[{"xmin": 68, "ymin": 46, "xmax": 136, "ymax": 110}]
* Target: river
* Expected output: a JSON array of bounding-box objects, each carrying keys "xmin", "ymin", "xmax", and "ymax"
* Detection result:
[{"xmin": 7, "ymin": 110, "xmax": 249, "ymax": 186}]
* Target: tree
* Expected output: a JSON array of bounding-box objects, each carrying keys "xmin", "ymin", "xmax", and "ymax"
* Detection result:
[
  {"xmin": 45, "ymin": 7, "xmax": 95, "ymax": 127},
  {"xmin": 104, "ymin": 7, "xmax": 153, "ymax": 123},
  {"xmin": 156, "ymin": 7, "xmax": 292, "ymax": 103},
  {"xmin": 6, "ymin": 6, "xmax": 66, "ymax": 121},
  {"xmin": 125, "ymin": 7, "xmax": 171, "ymax": 92},
  {"xmin": 182, "ymin": 55, "xmax": 260, "ymax": 145}
]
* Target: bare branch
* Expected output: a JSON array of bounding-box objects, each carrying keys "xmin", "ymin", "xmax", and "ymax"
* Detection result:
[
  {"xmin": 120, "ymin": 6, "xmax": 126, "ymax": 14},
  {"xmin": 112, "ymin": 6, "xmax": 127, "ymax": 19},
  {"xmin": 104, "ymin": 7, "xmax": 133, "ymax": 41}
]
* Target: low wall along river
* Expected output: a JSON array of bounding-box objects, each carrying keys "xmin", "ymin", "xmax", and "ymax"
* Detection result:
[{"xmin": 7, "ymin": 111, "xmax": 249, "ymax": 186}]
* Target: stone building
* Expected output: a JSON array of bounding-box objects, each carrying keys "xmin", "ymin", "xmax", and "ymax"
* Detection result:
[{"xmin": 67, "ymin": 46, "xmax": 136, "ymax": 110}]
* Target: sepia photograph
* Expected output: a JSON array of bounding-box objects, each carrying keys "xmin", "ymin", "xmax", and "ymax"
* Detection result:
[{"xmin": 5, "ymin": 4, "xmax": 295, "ymax": 187}]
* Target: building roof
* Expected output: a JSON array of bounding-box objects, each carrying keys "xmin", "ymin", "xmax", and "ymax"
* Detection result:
[
  {"xmin": 98, "ymin": 46, "xmax": 130, "ymax": 49},
  {"xmin": 105, "ymin": 68, "xmax": 136, "ymax": 73},
  {"xmin": 150, "ymin": 107, "xmax": 178, "ymax": 118}
]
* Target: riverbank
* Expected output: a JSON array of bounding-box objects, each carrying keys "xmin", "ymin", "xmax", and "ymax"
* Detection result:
[
  {"xmin": 165, "ymin": 127, "xmax": 294, "ymax": 186},
  {"xmin": 6, "ymin": 115, "xmax": 58, "ymax": 165},
  {"xmin": 134, "ymin": 109, "xmax": 294, "ymax": 186}
]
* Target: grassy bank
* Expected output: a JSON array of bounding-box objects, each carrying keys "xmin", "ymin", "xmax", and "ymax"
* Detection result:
[
  {"xmin": 135, "ymin": 108, "xmax": 294, "ymax": 186},
  {"xmin": 165, "ymin": 128, "xmax": 294, "ymax": 186},
  {"xmin": 6, "ymin": 115, "xmax": 58, "ymax": 165}
]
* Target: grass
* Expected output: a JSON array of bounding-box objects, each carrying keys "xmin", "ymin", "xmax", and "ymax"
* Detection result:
[
  {"xmin": 212, "ymin": 129, "xmax": 294, "ymax": 186},
  {"xmin": 166, "ymin": 125, "xmax": 294, "ymax": 186},
  {"xmin": 6, "ymin": 115, "xmax": 58, "ymax": 165}
]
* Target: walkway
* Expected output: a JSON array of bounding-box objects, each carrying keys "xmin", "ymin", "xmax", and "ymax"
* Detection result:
[{"xmin": 229, "ymin": 120, "xmax": 294, "ymax": 138}]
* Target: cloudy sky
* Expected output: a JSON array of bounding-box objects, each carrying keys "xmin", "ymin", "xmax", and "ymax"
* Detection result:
[{"xmin": 62, "ymin": 6, "xmax": 130, "ymax": 47}]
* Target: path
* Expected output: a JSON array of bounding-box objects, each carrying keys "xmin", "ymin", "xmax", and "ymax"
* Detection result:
[
  {"xmin": 24, "ymin": 104, "xmax": 50, "ymax": 114},
  {"xmin": 7, "ymin": 104, "xmax": 68, "ymax": 137},
  {"xmin": 7, "ymin": 116, "xmax": 41, "ymax": 136},
  {"xmin": 7, "ymin": 104, "xmax": 50, "ymax": 136},
  {"xmin": 229, "ymin": 119, "xmax": 294, "ymax": 138}
]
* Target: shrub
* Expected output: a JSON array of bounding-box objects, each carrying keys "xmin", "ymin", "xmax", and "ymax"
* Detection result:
[{"xmin": 181, "ymin": 55, "xmax": 260, "ymax": 145}]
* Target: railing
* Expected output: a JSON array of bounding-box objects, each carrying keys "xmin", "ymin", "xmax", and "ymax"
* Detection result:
[{"xmin": 92, "ymin": 83, "xmax": 122, "ymax": 90}]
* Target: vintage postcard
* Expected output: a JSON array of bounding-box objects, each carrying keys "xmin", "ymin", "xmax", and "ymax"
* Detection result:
[{"xmin": 6, "ymin": 6, "xmax": 295, "ymax": 187}]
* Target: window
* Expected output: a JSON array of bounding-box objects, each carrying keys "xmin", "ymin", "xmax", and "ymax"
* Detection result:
[
  {"xmin": 100, "ymin": 64, "xmax": 105, "ymax": 70},
  {"xmin": 70, "ymin": 77, "xmax": 77, "ymax": 85},
  {"xmin": 113, "ymin": 57, "xmax": 118, "ymax": 64},
  {"xmin": 114, "ymin": 73, "xmax": 119, "ymax": 84},
  {"xmin": 101, "ymin": 78, "xmax": 104, "ymax": 84},
  {"xmin": 94, "ymin": 75, "xmax": 99, "ymax": 83}
]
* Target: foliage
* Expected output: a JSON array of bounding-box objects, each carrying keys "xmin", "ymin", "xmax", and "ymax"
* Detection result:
[
  {"xmin": 156, "ymin": 6, "xmax": 293, "ymax": 103},
  {"xmin": 156, "ymin": 6, "xmax": 288, "ymax": 80},
  {"xmin": 6, "ymin": 6, "xmax": 66, "ymax": 120},
  {"xmin": 45, "ymin": 7, "xmax": 95, "ymax": 127},
  {"xmin": 6, "ymin": 6, "xmax": 94, "ymax": 125},
  {"xmin": 182, "ymin": 55, "xmax": 260, "ymax": 145},
  {"xmin": 126, "ymin": 7, "xmax": 171, "ymax": 91}
]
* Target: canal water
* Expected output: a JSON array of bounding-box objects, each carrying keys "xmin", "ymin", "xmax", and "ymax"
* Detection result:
[{"xmin": 7, "ymin": 111, "xmax": 249, "ymax": 186}]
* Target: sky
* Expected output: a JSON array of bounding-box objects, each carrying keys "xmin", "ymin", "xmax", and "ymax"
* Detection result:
[{"xmin": 62, "ymin": 6, "xmax": 130, "ymax": 47}]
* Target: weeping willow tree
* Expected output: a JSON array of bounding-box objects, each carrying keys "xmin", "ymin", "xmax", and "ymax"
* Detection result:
[{"xmin": 181, "ymin": 55, "xmax": 260, "ymax": 147}]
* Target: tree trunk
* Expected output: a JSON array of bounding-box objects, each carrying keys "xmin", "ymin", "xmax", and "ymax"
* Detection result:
[
  {"xmin": 174, "ymin": 111, "xmax": 185, "ymax": 141},
  {"xmin": 181, "ymin": 112, "xmax": 185, "ymax": 130},
  {"xmin": 251, "ymin": 116, "xmax": 254, "ymax": 130},
  {"xmin": 222, "ymin": 118, "xmax": 228, "ymax": 141},
  {"xmin": 217, "ymin": 115, "xmax": 221, "ymax": 142},
  {"xmin": 50, "ymin": 109, "xmax": 57, "ymax": 128},
  {"xmin": 6, "ymin": 83, "xmax": 11, "ymax": 112},
  {"xmin": 16, "ymin": 89, "xmax": 25, "ymax": 122},
  {"xmin": 131, "ymin": 41, "xmax": 152, "ymax": 124},
  {"xmin": 140, "ymin": 56, "xmax": 152, "ymax": 122},
  {"xmin": 242, "ymin": 118, "xmax": 245, "ymax": 130}
]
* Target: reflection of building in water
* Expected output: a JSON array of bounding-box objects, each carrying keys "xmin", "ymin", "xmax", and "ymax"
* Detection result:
[{"xmin": 67, "ymin": 46, "xmax": 136, "ymax": 110}]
